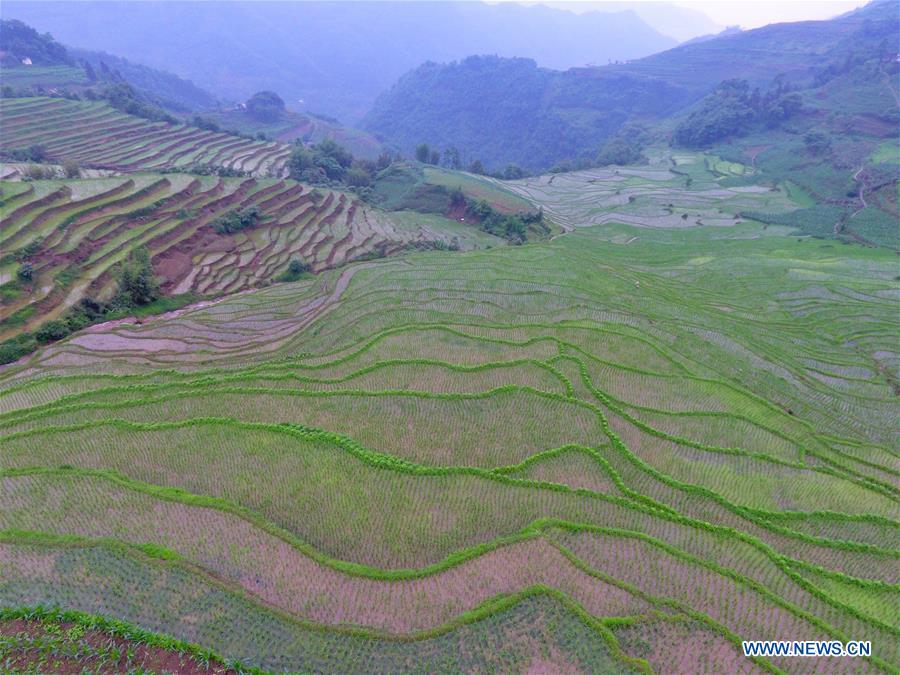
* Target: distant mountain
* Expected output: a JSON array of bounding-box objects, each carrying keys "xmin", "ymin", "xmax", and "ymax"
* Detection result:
[
  {"xmin": 0, "ymin": 1, "xmax": 677, "ymax": 123},
  {"xmin": 541, "ymin": 2, "xmax": 723, "ymax": 42},
  {"xmin": 363, "ymin": 1, "xmax": 898, "ymax": 172},
  {"xmin": 69, "ymin": 48, "xmax": 217, "ymax": 113},
  {"xmin": 0, "ymin": 19, "xmax": 216, "ymax": 113}
]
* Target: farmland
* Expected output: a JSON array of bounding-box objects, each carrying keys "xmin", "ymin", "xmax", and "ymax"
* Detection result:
[
  {"xmin": 0, "ymin": 172, "xmax": 494, "ymax": 340},
  {"xmin": 0, "ymin": 97, "xmax": 291, "ymax": 176},
  {"xmin": 1, "ymin": 188, "xmax": 897, "ymax": 670},
  {"xmin": 0, "ymin": 13, "xmax": 897, "ymax": 666}
]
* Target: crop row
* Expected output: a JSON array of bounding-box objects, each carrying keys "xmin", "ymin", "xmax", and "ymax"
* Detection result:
[{"xmin": 0, "ymin": 97, "xmax": 290, "ymax": 176}]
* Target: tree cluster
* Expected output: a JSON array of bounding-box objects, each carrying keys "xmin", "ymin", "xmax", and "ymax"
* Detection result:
[
  {"xmin": 595, "ymin": 125, "xmax": 649, "ymax": 166},
  {"xmin": 211, "ymin": 206, "xmax": 263, "ymax": 234},
  {"xmin": 674, "ymin": 78, "xmax": 802, "ymax": 148},
  {"xmin": 246, "ymin": 91, "xmax": 286, "ymax": 122},
  {"xmin": 414, "ymin": 142, "xmax": 529, "ymax": 180},
  {"xmin": 451, "ymin": 189, "xmax": 542, "ymax": 244},
  {"xmin": 0, "ymin": 19, "xmax": 70, "ymax": 66}
]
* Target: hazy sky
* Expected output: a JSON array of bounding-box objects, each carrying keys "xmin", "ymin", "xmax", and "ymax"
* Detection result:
[
  {"xmin": 516, "ymin": 0, "xmax": 869, "ymax": 30},
  {"xmin": 673, "ymin": 1, "xmax": 866, "ymax": 29}
]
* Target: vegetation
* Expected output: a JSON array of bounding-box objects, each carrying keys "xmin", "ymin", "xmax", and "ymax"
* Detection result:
[
  {"xmin": 0, "ymin": 206, "xmax": 896, "ymax": 670},
  {"xmin": 0, "ymin": 4, "xmax": 897, "ymax": 672},
  {"xmin": 0, "ymin": 19, "xmax": 70, "ymax": 66},
  {"xmin": 674, "ymin": 78, "xmax": 802, "ymax": 148},
  {"xmin": 211, "ymin": 206, "xmax": 263, "ymax": 234},
  {"xmin": 245, "ymin": 90, "xmax": 286, "ymax": 122},
  {"xmin": 0, "ymin": 97, "xmax": 291, "ymax": 176}
]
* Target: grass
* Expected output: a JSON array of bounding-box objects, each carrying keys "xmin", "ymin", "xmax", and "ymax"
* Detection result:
[{"xmin": 0, "ymin": 138, "xmax": 897, "ymax": 672}]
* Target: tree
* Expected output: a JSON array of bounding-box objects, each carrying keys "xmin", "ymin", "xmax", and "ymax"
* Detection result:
[
  {"xmin": 428, "ymin": 150, "xmax": 441, "ymax": 165},
  {"xmin": 415, "ymin": 143, "xmax": 430, "ymax": 163},
  {"xmin": 376, "ymin": 151, "xmax": 395, "ymax": 171},
  {"xmin": 803, "ymin": 131, "xmax": 832, "ymax": 155},
  {"xmin": 211, "ymin": 206, "xmax": 262, "ymax": 234},
  {"xmin": 246, "ymin": 90, "xmax": 285, "ymax": 122},
  {"xmin": 192, "ymin": 115, "xmax": 220, "ymax": 131},
  {"xmin": 345, "ymin": 166, "xmax": 372, "ymax": 187},
  {"xmin": 16, "ymin": 262, "xmax": 34, "ymax": 282},
  {"xmin": 442, "ymin": 147, "xmax": 461, "ymax": 170},
  {"xmin": 35, "ymin": 319, "xmax": 70, "ymax": 343},
  {"xmin": 468, "ymin": 159, "xmax": 485, "ymax": 175},
  {"xmin": 116, "ymin": 247, "xmax": 159, "ymax": 306},
  {"xmin": 288, "ymin": 259, "xmax": 308, "ymax": 276},
  {"xmin": 82, "ymin": 59, "xmax": 97, "ymax": 82},
  {"xmin": 62, "ymin": 160, "xmax": 80, "ymax": 179},
  {"xmin": 502, "ymin": 164, "xmax": 526, "ymax": 180},
  {"xmin": 287, "ymin": 139, "xmax": 355, "ymax": 183}
]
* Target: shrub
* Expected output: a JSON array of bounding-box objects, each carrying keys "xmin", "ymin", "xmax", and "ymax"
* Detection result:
[
  {"xmin": 246, "ymin": 91, "xmax": 285, "ymax": 122},
  {"xmin": 62, "ymin": 160, "xmax": 80, "ymax": 178},
  {"xmin": 35, "ymin": 319, "xmax": 71, "ymax": 343},
  {"xmin": 115, "ymin": 247, "xmax": 159, "ymax": 306},
  {"xmin": 211, "ymin": 206, "xmax": 262, "ymax": 234},
  {"xmin": 16, "ymin": 262, "xmax": 34, "ymax": 282}
]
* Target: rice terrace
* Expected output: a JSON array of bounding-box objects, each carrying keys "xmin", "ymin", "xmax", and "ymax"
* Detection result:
[{"xmin": 0, "ymin": 2, "xmax": 898, "ymax": 673}]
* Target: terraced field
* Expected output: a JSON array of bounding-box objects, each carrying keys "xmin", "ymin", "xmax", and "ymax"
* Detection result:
[
  {"xmin": 0, "ymin": 175, "xmax": 495, "ymax": 339},
  {"xmin": 1, "ymin": 208, "xmax": 897, "ymax": 672},
  {"xmin": 496, "ymin": 149, "xmax": 798, "ymax": 233},
  {"xmin": 0, "ymin": 97, "xmax": 291, "ymax": 176}
]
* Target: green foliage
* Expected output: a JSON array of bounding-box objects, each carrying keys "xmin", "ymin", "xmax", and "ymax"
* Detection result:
[
  {"xmin": 245, "ymin": 90, "xmax": 285, "ymax": 122},
  {"xmin": 464, "ymin": 198, "xmax": 543, "ymax": 244},
  {"xmin": 0, "ymin": 19, "xmax": 70, "ymax": 66},
  {"xmin": 191, "ymin": 114, "xmax": 220, "ymax": 131},
  {"xmin": 115, "ymin": 247, "xmax": 159, "ymax": 306},
  {"xmin": 210, "ymin": 206, "xmax": 263, "ymax": 235},
  {"xmin": 3, "ymin": 144, "xmax": 47, "ymax": 163},
  {"xmin": 596, "ymin": 125, "xmax": 649, "ymax": 166},
  {"xmin": 674, "ymin": 79, "xmax": 802, "ymax": 148},
  {"xmin": 277, "ymin": 258, "xmax": 311, "ymax": 282},
  {"xmin": 34, "ymin": 319, "xmax": 70, "ymax": 344},
  {"xmin": 100, "ymin": 82, "xmax": 176, "ymax": 123},
  {"xmin": 0, "ymin": 333, "xmax": 36, "ymax": 365},
  {"xmin": 287, "ymin": 139, "xmax": 356, "ymax": 184},
  {"xmin": 15, "ymin": 263, "xmax": 33, "ymax": 282},
  {"xmin": 364, "ymin": 55, "xmax": 692, "ymax": 172}
]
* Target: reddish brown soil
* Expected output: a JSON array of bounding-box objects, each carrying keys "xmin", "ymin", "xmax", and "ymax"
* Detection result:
[{"xmin": 0, "ymin": 619, "xmax": 236, "ymax": 674}]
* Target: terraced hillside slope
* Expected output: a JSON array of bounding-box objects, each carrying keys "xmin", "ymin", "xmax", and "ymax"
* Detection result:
[
  {"xmin": 493, "ymin": 149, "xmax": 797, "ymax": 232},
  {"xmin": 0, "ymin": 174, "xmax": 496, "ymax": 340},
  {"xmin": 0, "ymin": 97, "xmax": 291, "ymax": 176},
  {"xmin": 1, "ymin": 163, "xmax": 897, "ymax": 672}
]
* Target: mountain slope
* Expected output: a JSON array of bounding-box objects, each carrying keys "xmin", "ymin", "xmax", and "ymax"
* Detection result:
[
  {"xmin": 363, "ymin": 1, "xmax": 898, "ymax": 174},
  {"xmin": 0, "ymin": 19, "xmax": 217, "ymax": 113},
  {"xmin": 0, "ymin": 1, "xmax": 676, "ymax": 123}
]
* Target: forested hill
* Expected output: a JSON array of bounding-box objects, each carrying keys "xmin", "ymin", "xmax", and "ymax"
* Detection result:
[
  {"xmin": 0, "ymin": 1, "xmax": 677, "ymax": 123},
  {"xmin": 362, "ymin": 56, "xmax": 692, "ymax": 173},
  {"xmin": 363, "ymin": 0, "xmax": 898, "ymax": 173},
  {"xmin": 0, "ymin": 19, "xmax": 217, "ymax": 113}
]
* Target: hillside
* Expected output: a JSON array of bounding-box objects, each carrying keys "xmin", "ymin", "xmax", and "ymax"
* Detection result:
[
  {"xmin": 363, "ymin": 55, "xmax": 692, "ymax": 172},
  {"xmin": 363, "ymin": 1, "xmax": 899, "ymax": 175},
  {"xmin": 1, "ymin": 1, "xmax": 678, "ymax": 123},
  {"xmin": 206, "ymin": 105, "xmax": 384, "ymax": 160},
  {"xmin": 0, "ymin": 19, "xmax": 217, "ymax": 113},
  {"xmin": 0, "ymin": 97, "xmax": 291, "ymax": 176},
  {"xmin": 0, "ymin": 3, "xmax": 897, "ymax": 672},
  {"xmin": 2, "ymin": 202, "xmax": 897, "ymax": 671}
]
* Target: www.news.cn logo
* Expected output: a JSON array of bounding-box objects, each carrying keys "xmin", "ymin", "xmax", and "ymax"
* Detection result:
[{"xmin": 743, "ymin": 641, "xmax": 872, "ymax": 658}]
